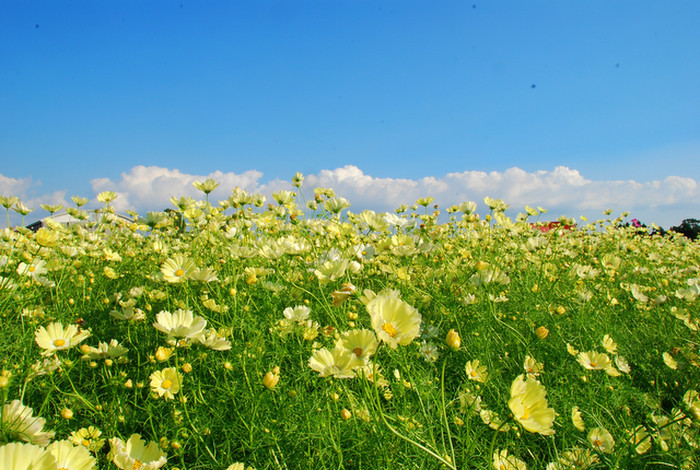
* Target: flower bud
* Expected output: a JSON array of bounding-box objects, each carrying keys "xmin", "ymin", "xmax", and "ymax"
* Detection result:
[
  {"xmin": 534, "ymin": 326, "xmax": 549, "ymax": 340},
  {"xmin": 446, "ymin": 329, "xmax": 461, "ymax": 350},
  {"xmin": 263, "ymin": 371, "xmax": 280, "ymax": 390},
  {"xmin": 155, "ymin": 346, "xmax": 173, "ymax": 362}
]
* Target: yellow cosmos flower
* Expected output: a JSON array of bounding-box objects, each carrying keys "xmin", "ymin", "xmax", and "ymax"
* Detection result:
[
  {"xmin": 465, "ymin": 359, "xmax": 488, "ymax": 383},
  {"xmin": 366, "ymin": 295, "xmax": 421, "ymax": 349},
  {"xmin": 0, "ymin": 442, "xmax": 47, "ymax": 468},
  {"xmin": 508, "ymin": 374, "xmax": 555, "ymax": 435},
  {"xmin": 662, "ymin": 352, "xmax": 678, "ymax": 370},
  {"xmin": 160, "ymin": 255, "xmax": 196, "ymax": 283},
  {"xmin": 308, "ymin": 347, "xmax": 356, "ymax": 379},
  {"xmin": 492, "ymin": 448, "xmax": 527, "ymax": 470},
  {"xmin": 109, "ymin": 434, "xmax": 167, "ymax": 470},
  {"xmin": 571, "ymin": 406, "xmax": 585, "ymax": 431},
  {"xmin": 576, "ymin": 351, "xmax": 612, "ymax": 371},
  {"xmin": 34, "ymin": 439, "xmax": 96, "ymax": 470},
  {"xmin": 149, "ymin": 367, "xmax": 182, "ymax": 400},
  {"xmin": 0, "ymin": 400, "xmax": 55, "ymax": 446},
  {"xmin": 153, "ymin": 309, "xmax": 207, "ymax": 344},
  {"xmin": 35, "ymin": 322, "xmax": 91, "ymax": 356},
  {"xmin": 335, "ymin": 329, "xmax": 379, "ymax": 366},
  {"xmin": 588, "ymin": 427, "xmax": 614, "ymax": 453}
]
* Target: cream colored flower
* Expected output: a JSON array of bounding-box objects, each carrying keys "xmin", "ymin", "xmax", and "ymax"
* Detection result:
[
  {"xmin": 465, "ymin": 359, "xmax": 488, "ymax": 383},
  {"xmin": 0, "ymin": 400, "xmax": 55, "ymax": 446},
  {"xmin": 367, "ymin": 295, "xmax": 421, "ymax": 349},
  {"xmin": 662, "ymin": 352, "xmax": 678, "ymax": 370},
  {"xmin": 149, "ymin": 367, "xmax": 182, "ymax": 400},
  {"xmin": 109, "ymin": 434, "xmax": 167, "ymax": 470},
  {"xmin": 16, "ymin": 259, "xmax": 48, "ymax": 279},
  {"xmin": 335, "ymin": 329, "xmax": 379, "ymax": 366},
  {"xmin": 153, "ymin": 309, "xmax": 207, "ymax": 344},
  {"xmin": 523, "ymin": 355, "xmax": 544, "ymax": 377},
  {"xmin": 198, "ymin": 328, "xmax": 232, "ymax": 351},
  {"xmin": 69, "ymin": 426, "xmax": 106, "ymax": 452},
  {"xmin": 576, "ymin": 351, "xmax": 612, "ymax": 371},
  {"xmin": 34, "ymin": 439, "xmax": 96, "ymax": 470},
  {"xmin": 571, "ymin": 406, "xmax": 585, "ymax": 432},
  {"xmin": 627, "ymin": 425, "xmax": 651, "ymax": 454},
  {"xmin": 493, "ymin": 448, "xmax": 527, "ymax": 470},
  {"xmin": 80, "ymin": 339, "xmax": 128, "ymax": 362},
  {"xmin": 160, "ymin": 255, "xmax": 196, "ymax": 283},
  {"xmin": 0, "ymin": 442, "xmax": 47, "ymax": 470},
  {"xmin": 508, "ymin": 374, "xmax": 555, "ymax": 435},
  {"xmin": 601, "ymin": 335, "xmax": 617, "ymax": 354},
  {"xmin": 308, "ymin": 347, "xmax": 355, "ymax": 378},
  {"xmin": 35, "ymin": 322, "xmax": 90, "ymax": 356},
  {"xmin": 588, "ymin": 427, "xmax": 614, "ymax": 453}
]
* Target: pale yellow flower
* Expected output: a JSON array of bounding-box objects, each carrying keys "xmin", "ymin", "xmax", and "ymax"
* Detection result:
[
  {"xmin": 588, "ymin": 427, "xmax": 614, "ymax": 453},
  {"xmin": 160, "ymin": 255, "xmax": 196, "ymax": 283},
  {"xmin": 34, "ymin": 439, "xmax": 96, "ymax": 470},
  {"xmin": 547, "ymin": 447, "xmax": 599, "ymax": 469},
  {"xmin": 153, "ymin": 309, "xmax": 207, "ymax": 344},
  {"xmin": 80, "ymin": 339, "xmax": 128, "ymax": 362},
  {"xmin": 96, "ymin": 191, "xmax": 117, "ymax": 203},
  {"xmin": 683, "ymin": 390, "xmax": 700, "ymax": 421},
  {"xmin": 0, "ymin": 442, "xmax": 47, "ymax": 470},
  {"xmin": 69, "ymin": 426, "xmax": 106, "ymax": 452},
  {"xmin": 16, "ymin": 259, "xmax": 48, "ymax": 279},
  {"xmin": 149, "ymin": 367, "xmax": 182, "ymax": 400},
  {"xmin": 109, "ymin": 434, "xmax": 167, "ymax": 470},
  {"xmin": 308, "ymin": 347, "xmax": 355, "ymax": 378},
  {"xmin": 601, "ymin": 335, "xmax": 617, "ymax": 354},
  {"xmin": 523, "ymin": 355, "xmax": 544, "ymax": 377},
  {"xmin": 465, "ymin": 359, "xmax": 488, "ymax": 383},
  {"xmin": 0, "ymin": 400, "xmax": 55, "ymax": 446},
  {"xmin": 628, "ymin": 425, "xmax": 651, "ymax": 454},
  {"xmin": 367, "ymin": 295, "xmax": 421, "ymax": 349},
  {"xmin": 492, "ymin": 448, "xmax": 527, "ymax": 470},
  {"xmin": 35, "ymin": 322, "xmax": 91, "ymax": 356},
  {"xmin": 571, "ymin": 406, "xmax": 585, "ymax": 431},
  {"xmin": 335, "ymin": 329, "xmax": 379, "ymax": 366},
  {"xmin": 192, "ymin": 178, "xmax": 220, "ymax": 194},
  {"xmin": 662, "ymin": 352, "xmax": 678, "ymax": 370},
  {"xmin": 508, "ymin": 374, "xmax": 555, "ymax": 435},
  {"xmin": 576, "ymin": 351, "xmax": 612, "ymax": 371}
]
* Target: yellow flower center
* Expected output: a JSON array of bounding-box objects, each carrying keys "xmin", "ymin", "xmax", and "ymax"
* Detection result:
[
  {"xmin": 28, "ymin": 266, "xmax": 36, "ymax": 272},
  {"xmin": 352, "ymin": 347, "xmax": 363, "ymax": 357},
  {"xmin": 590, "ymin": 361, "xmax": 598, "ymax": 368},
  {"xmin": 381, "ymin": 323, "xmax": 398, "ymax": 338},
  {"xmin": 59, "ymin": 467, "xmax": 69, "ymax": 470},
  {"xmin": 81, "ymin": 439, "xmax": 90, "ymax": 447},
  {"xmin": 593, "ymin": 438, "xmax": 603, "ymax": 447},
  {"xmin": 53, "ymin": 339, "xmax": 66, "ymax": 348},
  {"xmin": 161, "ymin": 379, "xmax": 173, "ymax": 389},
  {"xmin": 132, "ymin": 460, "xmax": 143, "ymax": 470},
  {"xmin": 470, "ymin": 370, "xmax": 478, "ymax": 377},
  {"xmin": 175, "ymin": 268, "xmax": 185, "ymax": 277}
]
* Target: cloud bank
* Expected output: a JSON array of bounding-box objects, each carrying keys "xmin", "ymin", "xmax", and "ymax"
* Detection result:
[{"xmin": 1, "ymin": 165, "xmax": 698, "ymax": 228}]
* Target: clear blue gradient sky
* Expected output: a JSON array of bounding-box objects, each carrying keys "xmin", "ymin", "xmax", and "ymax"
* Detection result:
[{"xmin": 2, "ymin": 1, "xmax": 699, "ymax": 227}]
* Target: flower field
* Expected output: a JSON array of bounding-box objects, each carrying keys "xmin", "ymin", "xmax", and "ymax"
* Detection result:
[{"xmin": 1, "ymin": 178, "xmax": 699, "ymax": 469}]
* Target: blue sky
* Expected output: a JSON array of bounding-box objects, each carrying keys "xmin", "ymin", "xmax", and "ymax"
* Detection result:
[{"xmin": 1, "ymin": 1, "xmax": 699, "ymax": 228}]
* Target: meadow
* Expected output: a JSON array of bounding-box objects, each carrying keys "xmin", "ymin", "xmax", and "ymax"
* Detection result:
[{"xmin": 1, "ymin": 176, "xmax": 699, "ymax": 469}]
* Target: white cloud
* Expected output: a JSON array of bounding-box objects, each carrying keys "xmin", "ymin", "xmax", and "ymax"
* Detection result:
[
  {"xmin": 89, "ymin": 166, "xmax": 265, "ymax": 213},
  {"xmin": 1, "ymin": 165, "xmax": 699, "ymax": 228}
]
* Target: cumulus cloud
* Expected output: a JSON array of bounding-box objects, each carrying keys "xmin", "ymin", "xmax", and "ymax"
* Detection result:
[
  {"xmin": 90, "ymin": 166, "xmax": 265, "ymax": 213},
  {"xmin": 1, "ymin": 165, "xmax": 699, "ymax": 228}
]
